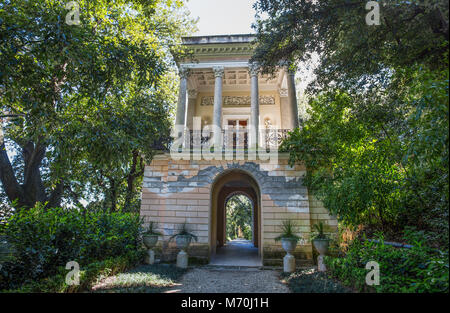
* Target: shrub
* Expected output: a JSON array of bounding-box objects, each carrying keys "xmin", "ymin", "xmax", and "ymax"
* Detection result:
[
  {"xmin": 3, "ymin": 249, "xmax": 146, "ymax": 293},
  {"xmin": 325, "ymin": 234, "xmax": 449, "ymax": 293},
  {"xmin": 274, "ymin": 220, "xmax": 301, "ymax": 242},
  {"xmin": 0, "ymin": 204, "xmax": 143, "ymax": 290}
]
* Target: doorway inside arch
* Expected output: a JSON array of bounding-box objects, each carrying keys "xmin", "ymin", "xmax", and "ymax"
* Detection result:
[{"xmin": 210, "ymin": 170, "xmax": 262, "ymax": 266}]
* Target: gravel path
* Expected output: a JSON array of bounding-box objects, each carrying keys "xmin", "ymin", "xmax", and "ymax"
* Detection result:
[{"xmin": 166, "ymin": 266, "xmax": 290, "ymax": 293}]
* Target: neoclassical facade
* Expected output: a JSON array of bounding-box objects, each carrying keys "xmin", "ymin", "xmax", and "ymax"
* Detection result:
[{"xmin": 139, "ymin": 34, "xmax": 337, "ymax": 265}]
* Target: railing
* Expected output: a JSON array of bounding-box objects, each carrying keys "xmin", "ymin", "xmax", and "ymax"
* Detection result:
[{"xmin": 184, "ymin": 129, "xmax": 291, "ymax": 150}]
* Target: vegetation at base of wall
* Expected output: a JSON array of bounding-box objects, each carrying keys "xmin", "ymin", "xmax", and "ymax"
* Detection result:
[
  {"xmin": 0, "ymin": 204, "xmax": 144, "ymax": 290},
  {"xmin": 281, "ymin": 268, "xmax": 352, "ymax": 293},
  {"xmin": 3, "ymin": 250, "xmax": 146, "ymax": 293},
  {"xmin": 324, "ymin": 234, "xmax": 449, "ymax": 293},
  {"xmin": 226, "ymin": 195, "xmax": 253, "ymax": 241}
]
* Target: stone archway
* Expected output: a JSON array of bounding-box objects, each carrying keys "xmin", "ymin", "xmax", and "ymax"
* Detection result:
[
  {"xmin": 218, "ymin": 190, "xmax": 257, "ymax": 248},
  {"xmin": 210, "ymin": 169, "xmax": 262, "ymax": 265}
]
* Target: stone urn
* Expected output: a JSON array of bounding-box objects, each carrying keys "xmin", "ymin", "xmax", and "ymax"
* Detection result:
[
  {"xmin": 281, "ymin": 238, "xmax": 298, "ymax": 273},
  {"xmin": 143, "ymin": 234, "xmax": 158, "ymax": 250},
  {"xmin": 143, "ymin": 234, "xmax": 159, "ymax": 265},
  {"xmin": 176, "ymin": 235, "xmax": 192, "ymax": 269},
  {"xmin": 176, "ymin": 235, "xmax": 192, "ymax": 251},
  {"xmin": 312, "ymin": 238, "xmax": 330, "ymax": 272}
]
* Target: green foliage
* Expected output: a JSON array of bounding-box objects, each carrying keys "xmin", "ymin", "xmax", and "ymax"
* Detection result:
[
  {"xmin": 169, "ymin": 223, "xmax": 198, "ymax": 242},
  {"xmin": 280, "ymin": 67, "xmax": 449, "ymax": 246},
  {"xmin": 252, "ymin": 0, "xmax": 448, "ymax": 87},
  {"xmin": 254, "ymin": 0, "xmax": 449, "ymax": 292},
  {"xmin": 91, "ymin": 264, "xmax": 187, "ymax": 293},
  {"xmin": 274, "ymin": 220, "xmax": 301, "ymax": 242},
  {"xmin": 311, "ymin": 222, "xmax": 329, "ymax": 240},
  {"xmin": 3, "ymin": 249, "xmax": 145, "ymax": 293},
  {"xmin": 325, "ymin": 235, "xmax": 449, "ymax": 293},
  {"xmin": 257, "ymin": 1, "xmax": 449, "ymax": 247},
  {"xmin": 226, "ymin": 195, "xmax": 253, "ymax": 241},
  {"xmin": 0, "ymin": 0, "xmax": 196, "ymax": 209},
  {"xmin": 0, "ymin": 204, "xmax": 143, "ymax": 290}
]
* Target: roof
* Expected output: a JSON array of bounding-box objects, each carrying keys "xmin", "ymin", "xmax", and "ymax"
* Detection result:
[{"xmin": 182, "ymin": 34, "xmax": 256, "ymax": 45}]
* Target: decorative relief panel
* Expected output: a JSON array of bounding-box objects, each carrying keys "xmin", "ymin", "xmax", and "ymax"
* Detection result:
[{"xmin": 200, "ymin": 96, "xmax": 276, "ymax": 106}]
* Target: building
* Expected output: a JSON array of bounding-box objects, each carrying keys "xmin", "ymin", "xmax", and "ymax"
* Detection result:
[{"xmin": 139, "ymin": 34, "xmax": 337, "ymax": 266}]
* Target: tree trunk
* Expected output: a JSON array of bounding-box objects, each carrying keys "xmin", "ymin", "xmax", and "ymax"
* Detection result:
[
  {"xmin": 0, "ymin": 137, "xmax": 64, "ymax": 208},
  {"xmin": 0, "ymin": 140, "xmax": 28, "ymax": 207},
  {"xmin": 109, "ymin": 178, "xmax": 118, "ymax": 212},
  {"xmin": 124, "ymin": 150, "xmax": 145, "ymax": 212}
]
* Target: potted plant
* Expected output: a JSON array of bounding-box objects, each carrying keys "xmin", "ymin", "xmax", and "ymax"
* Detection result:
[
  {"xmin": 169, "ymin": 223, "xmax": 198, "ymax": 251},
  {"xmin": 275, "ymin": 220, "xmax": 301, "ymax": 273},
  {"xmin": 311, "ymin": 222, "xmax": 330, "ymax": 255},
  {"xmin": 142, "ymin": 221, "xmax": 162, "ymax": 250},
  {"xmin": 274, "ymin": 220, "xmax": 301, "ymax": 255}
]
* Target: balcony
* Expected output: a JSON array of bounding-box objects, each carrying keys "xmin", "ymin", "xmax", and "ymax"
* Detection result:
[{"xmin": 178, "ymin": 129, "xmax": 291, "ymax": 151}]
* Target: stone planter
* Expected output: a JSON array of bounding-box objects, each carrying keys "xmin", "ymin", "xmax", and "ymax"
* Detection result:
[
  {"xmin": 143, "ymin": 234, "xmax": 158, "ymax": 250},
  {"xmin": 176, "ymin": 235, "xmax": 192, "ymax": 251},
  {"xmin": 175, "ymin": 235, "xmax": 192, "ymax": 269},
  {"xmin": 281, "ymin": 238, "xmax": 298, "ymax": 273},
  {"xmin": 143, "ymin": 234, "xmax": 159, "ymax": 265},
  {"xmin": 281, "ymin": 238, "xmax": 298, "ymax": 254},
  {"xmin": 312, "ymin": 238, "xmax": 330, "ymax": 272}
]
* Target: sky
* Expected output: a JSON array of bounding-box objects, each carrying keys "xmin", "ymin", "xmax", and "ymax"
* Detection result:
[
  {"xmin": 185, "ymin": 0, "xmax": 257, "ymax": 35},
  {"xmin": 184, "ymin": 0, "xmax": 318, "ymax": 93}
]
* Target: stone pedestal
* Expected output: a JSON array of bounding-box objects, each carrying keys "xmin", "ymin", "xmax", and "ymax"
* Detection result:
[
  {"xmin": 145, "ymin": 249, "xmax": 155, "ymax": 265},
  {"xmin": 318, "ymin": 255, "xmax": 326, "ymax": 272},
  {"xmin": 177, "ymin": 250, "xmax": 188, "ymax": 269},
  {"xmin": 283, "ymin": 253, "xmax": 295, "ymax": 273}
]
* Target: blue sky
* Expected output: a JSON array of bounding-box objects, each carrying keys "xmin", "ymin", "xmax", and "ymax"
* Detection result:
[
  {"xmin": 186, "ymin": 0, "xmax": 257, "ymax": 35},
  {"xmin": 184, "ymin": 0, "xmax": 317, "ymax": 93}
]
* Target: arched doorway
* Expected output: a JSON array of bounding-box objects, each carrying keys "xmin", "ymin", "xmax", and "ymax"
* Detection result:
[{"xmin": 209, "ymin": 170, "xmax": 262, "ymax": 266}]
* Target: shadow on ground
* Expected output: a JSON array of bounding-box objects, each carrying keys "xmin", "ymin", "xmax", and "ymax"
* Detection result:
[
  {"xmin": 281, "ymin": 268, "xmax": 354, "ymax": 293},
  {"xmin": 210, "ymin": 239, "xmax": 262, "ymax": 266},
  {"xmin": 91, "ymin": 264, "xmax": 187, "ymax": 293}
]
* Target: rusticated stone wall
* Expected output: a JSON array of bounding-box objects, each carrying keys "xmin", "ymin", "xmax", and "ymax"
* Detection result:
[{"xmin": 140, "ymin": 152, "xmax": 337, "ymax": 265}]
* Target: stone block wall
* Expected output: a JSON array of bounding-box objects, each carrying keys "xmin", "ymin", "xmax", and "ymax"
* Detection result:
[{"xmin": 140, "ymin": 152, "xmax": 337, "ymax": 265}]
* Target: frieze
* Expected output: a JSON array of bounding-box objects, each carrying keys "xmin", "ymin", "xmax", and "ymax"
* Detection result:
[{"xmin": 200, "ymin": 96, "xmax": 275, "ymax": 106}]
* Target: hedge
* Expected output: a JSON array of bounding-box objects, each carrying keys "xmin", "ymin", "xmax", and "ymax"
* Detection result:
[
  {"xmin": 324, "ymin": 237, "xmax": 449, "ymax": 293},
  {"xmin": 3, "ymin": 249, "xmax": 146, "ymax": 293}
]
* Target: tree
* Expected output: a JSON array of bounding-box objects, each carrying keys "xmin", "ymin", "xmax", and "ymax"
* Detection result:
[
  {"xmin": 0, "ymin": 0, "xmax": 195, "ymax": 209},
  {"xmin": 252, "ymin": 0, "xmax": 448, "ymax": 87},
  {"xmin": 226, "ymin": 195, "xmax": 253, "ymax": 241},
  {"xmin": 255, "ymin": 0, "xmax": 449, "ymax": 246}
]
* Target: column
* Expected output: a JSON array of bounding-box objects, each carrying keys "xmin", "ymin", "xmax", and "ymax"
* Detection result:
[
  {"xmin": 212, "ymin": 66, "xmax": 224, "ymax": 148},
  {"xmin": 287, "ymin": 65, "xmax": 299, "ymax": 129},
  {"xmin": 212, "ymin": 66, "xmax": 224, "ymax": 129},
  {"xmin": 186, "ymin": 89, "xmax": 197, "ymax": 130},
  {"xmin": 279, "ymin": 88, "xmax": 292, "ymax": 129},
  {"xmin": 175, "ymin": 66, "xmax": 189, "ymax": 127},
  {"xmin": 249, "ymin": 63, "xmax": 260, "ymax": 148}
]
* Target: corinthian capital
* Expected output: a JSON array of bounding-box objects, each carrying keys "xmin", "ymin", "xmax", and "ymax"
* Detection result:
[
  {"xmin": 279, "ymin": 60, "xmax": 297, "ymax": 74},
  {"xmin": 188, "ymin": 89, "xmax": 198, "ymax": 99},
  {"xmin": 248, "ymin": 62, "xmax": 260, "ymax": 77},
  {"xmin": 179, "ymin": 66, "xmax": 190, "ymax": 79},
  {"xmin": 279, "ymin": 88, "xmax": 288, "ymax": 97},
  {"xmin": 213, "ymin": 66, "xmax": 224, "ymax": 78}
]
